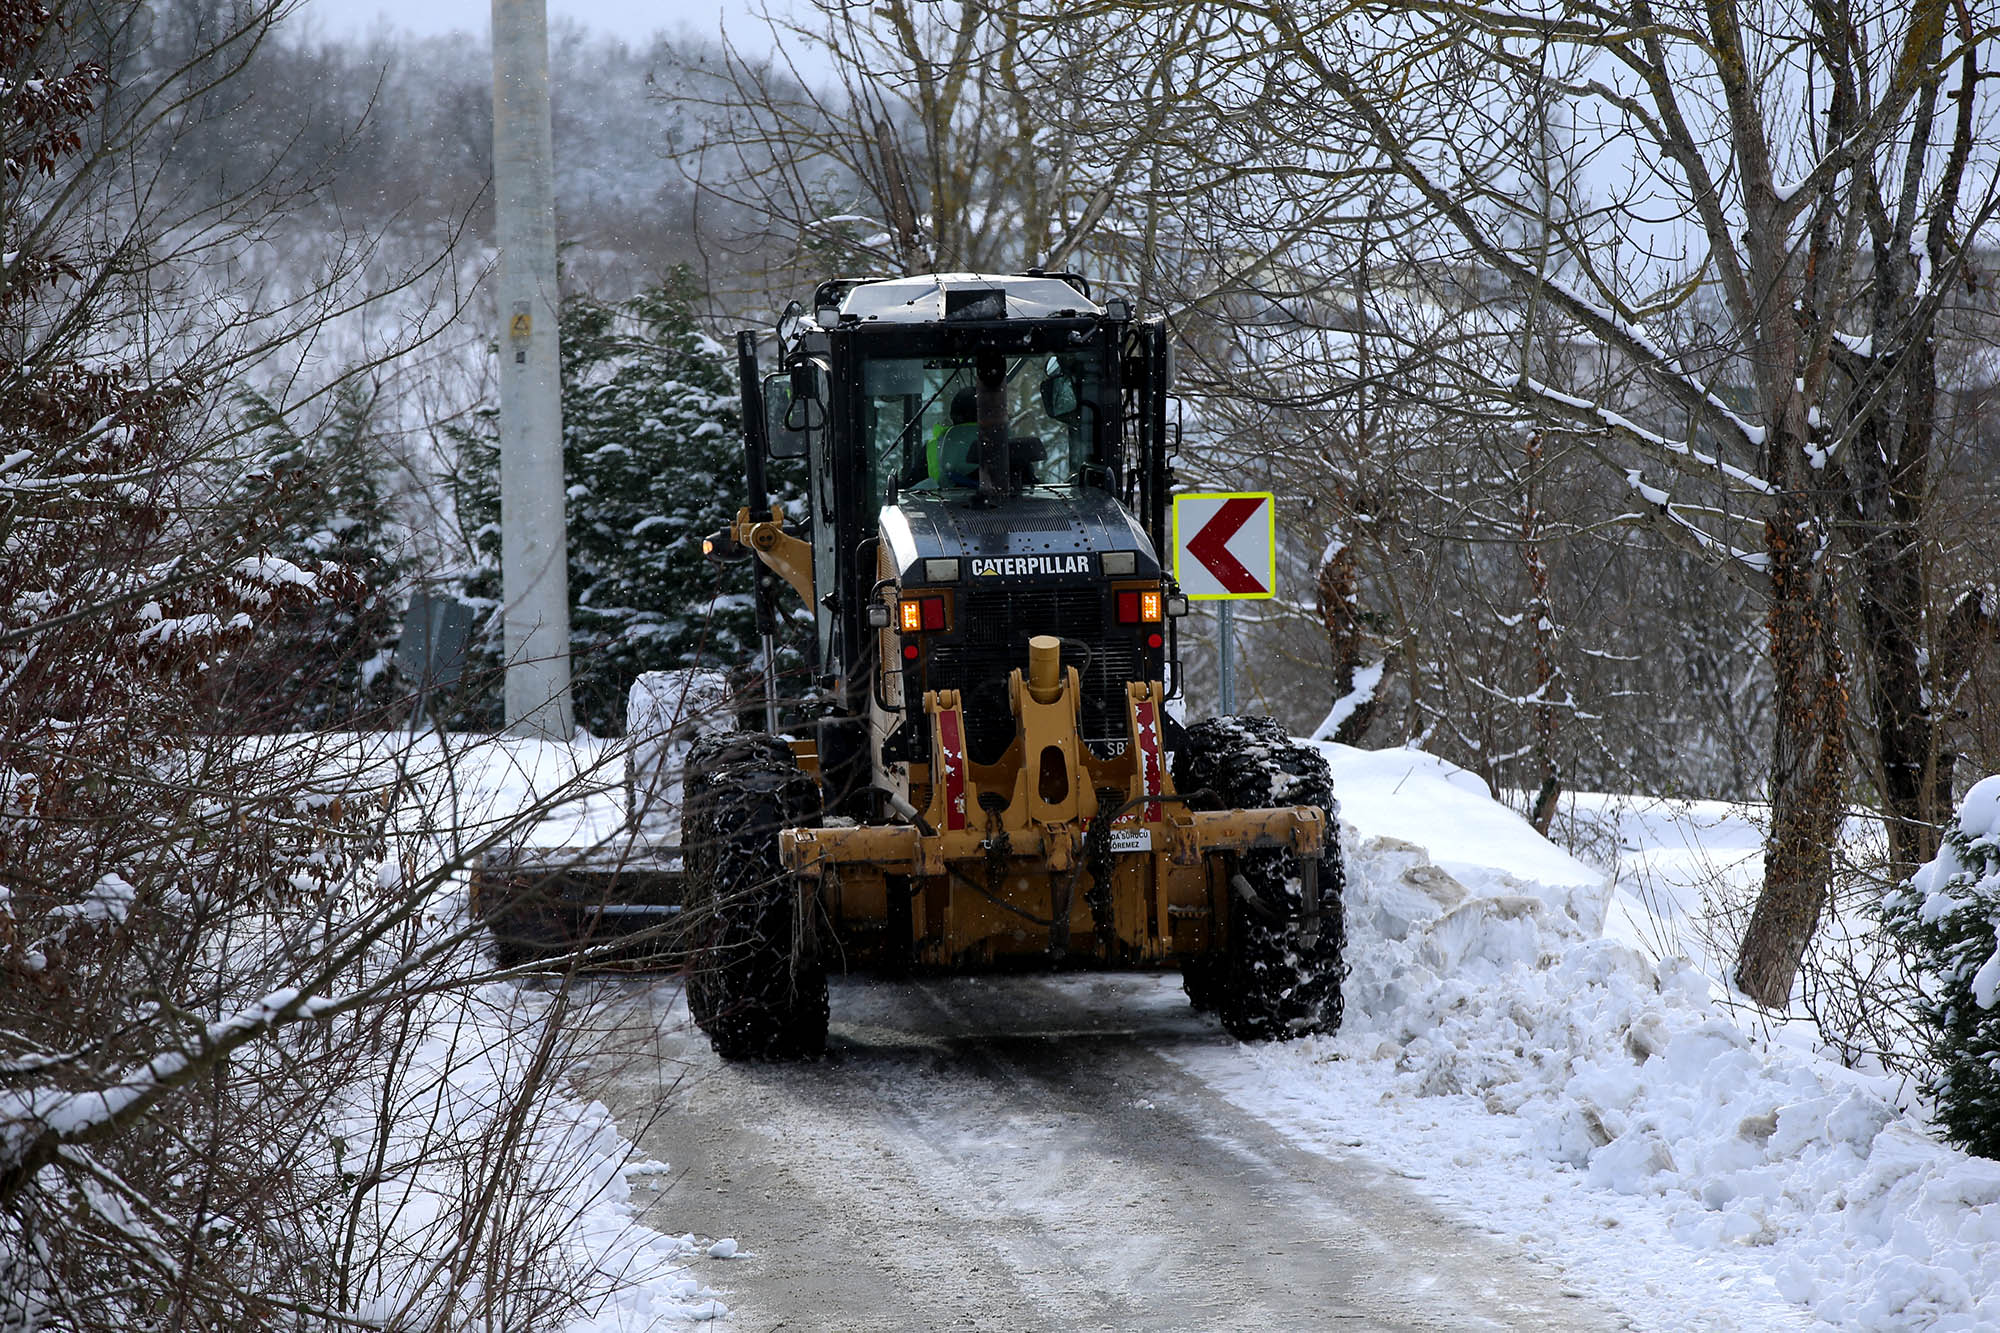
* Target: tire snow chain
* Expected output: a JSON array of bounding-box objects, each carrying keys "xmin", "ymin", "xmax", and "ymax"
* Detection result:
[
  {"xmin": 1227, "ymin": 871, "xmax": 1283, "ymax": 924},
  {"xmin": 1228, "ymin": 852, "xmax": 1325, "ymax": 946},
  {"xmin": 1298, "ymin": 853, "xmax": 1322, "ymax": 948}
]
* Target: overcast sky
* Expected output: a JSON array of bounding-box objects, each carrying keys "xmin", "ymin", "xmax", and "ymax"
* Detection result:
[{"xmin": 299, "ymin": 0, "xmax": 800, "ymax": 50}]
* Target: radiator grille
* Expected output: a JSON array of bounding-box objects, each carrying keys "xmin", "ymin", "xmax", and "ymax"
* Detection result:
[{"xmin": 922, "ymin": 586, "xmax": 1142, "ymax": 763}]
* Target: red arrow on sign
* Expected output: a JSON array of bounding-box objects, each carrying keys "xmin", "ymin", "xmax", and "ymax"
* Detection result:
[{"xmin": 1184, "ymin": 496, "xmax": 1267, "ymax": 594}]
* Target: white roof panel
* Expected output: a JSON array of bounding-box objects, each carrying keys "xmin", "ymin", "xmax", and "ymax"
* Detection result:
[{"xmin": 836, "ymin": 273, "xmax": 1102, "ymax": 324}]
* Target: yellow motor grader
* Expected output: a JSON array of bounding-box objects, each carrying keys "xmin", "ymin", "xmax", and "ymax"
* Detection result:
[{"xmin": 478, "ymin": 272, "xmax": 1346, "ymax": 1058}]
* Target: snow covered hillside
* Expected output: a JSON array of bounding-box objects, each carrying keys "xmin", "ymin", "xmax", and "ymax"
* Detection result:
[{"xmin": 1175, "ymin": 742, "xmax": 2000, "ymax": 1330}]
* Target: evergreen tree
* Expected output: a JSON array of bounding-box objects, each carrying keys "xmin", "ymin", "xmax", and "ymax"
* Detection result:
[
  {"xmin": 211, "ymin": 384, "xmax": 413, "ymax": 729},
  {"xmin": 1880, "ymin": 776, "xmax": 2000, "ymax": 1158},
  {"xmin": 452, "ymin": 268, "xmax": 789, "ymax": 734}
]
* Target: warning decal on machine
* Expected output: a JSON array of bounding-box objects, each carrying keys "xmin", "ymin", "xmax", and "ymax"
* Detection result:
[
  {"xmin": 1132, "ymin": 698, "xmax": 1165, "ymax": 824},
  {"xmin": 938, "ymin": 706, "xmax": 968, "ymax": 831}
]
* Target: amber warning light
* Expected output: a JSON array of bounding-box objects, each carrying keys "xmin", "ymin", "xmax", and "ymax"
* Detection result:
[
  {"xmin": 899, "ymin": 596, "xmax": 946, "ymax": 632},
  {"xmin": 1117, "ymin": 590, "xmax": 1164, "ymax": 624}
]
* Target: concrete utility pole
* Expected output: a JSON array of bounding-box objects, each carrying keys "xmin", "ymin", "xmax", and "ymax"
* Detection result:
[{"xmin": 491, "ymin": 0, "xmax": 573, "ymax": 739}]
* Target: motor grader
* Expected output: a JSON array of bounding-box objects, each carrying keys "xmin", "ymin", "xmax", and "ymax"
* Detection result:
[
  {"xmin": 673, "ymin": 270, "xmax": 1353, "ymax": 1059},
  {"xmin": 477, "ymin": 272, "xmax": 1347, "ymax": 1058}
]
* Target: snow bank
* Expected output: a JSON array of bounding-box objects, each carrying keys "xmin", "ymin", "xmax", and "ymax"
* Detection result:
[
  {"xmin": 1327, "ymin": 744, "xmax": 1604, "ymax": 922},
  {"xmin": 1183, "ymin": 743, "xmax": 2000, "ymax": 1330},
  {"xmin": 347, "ymin": 732, "xmax": 727, "ymax": 1327},
  {"xmin": 326, "ymin": 982, "xmax": 726, "ymax": 1329},
  {"xmin": 1573, "ymin": 792, "xmax": 1767, "ymax": 986},
  {"xmin": 625, "ymin": 668, "xmax": 736, "ymax": 843}
]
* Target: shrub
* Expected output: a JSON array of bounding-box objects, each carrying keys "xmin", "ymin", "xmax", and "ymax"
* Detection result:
[{"xmin": 1880, "ymin": 775, "xmax": 2000, "ymax": 1157}]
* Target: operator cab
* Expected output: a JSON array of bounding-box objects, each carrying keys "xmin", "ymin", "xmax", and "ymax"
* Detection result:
[
  {"xmin": 753, "ymin": 272, "xmax": 1181, "ymax": 796},
  {"xmin": 827, "ymin": 274, "xmax": 1121, "ymax": 514}
]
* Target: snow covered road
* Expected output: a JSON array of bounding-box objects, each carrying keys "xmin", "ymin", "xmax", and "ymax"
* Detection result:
[
  {"xmin": 586, "ymin": 972, "xmax": 1626, "ymax": 1331},
  {"xmin": 458, "ymin": 735, "xmax": 1999, "ymax": 1330}
]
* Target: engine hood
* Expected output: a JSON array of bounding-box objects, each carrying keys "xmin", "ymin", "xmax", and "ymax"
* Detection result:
[{"xmin": 880, "ymin": 488, "xmax": 1159, "ymax": 583}]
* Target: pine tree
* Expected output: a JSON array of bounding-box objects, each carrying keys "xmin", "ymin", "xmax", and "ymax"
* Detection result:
[
  {"xmin": 1880, "ymin": 776, "xmax": 2000, "ymax": 1158},
  {"xmin": 211, "ymin": 384, "xmax": 413, "ymax": 729},
  {"xmin": 451, "ymin": 268, "xmax": 789, "ymax": 734}
]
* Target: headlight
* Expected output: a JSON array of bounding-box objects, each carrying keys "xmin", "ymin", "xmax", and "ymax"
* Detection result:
[
  {"xmin": 1101, "ymin": 550, "xmax": 1137, "ymax": 576},
  {"xmin": 924, "ymin": 557, "xmax": 960, "ymax": 582}
]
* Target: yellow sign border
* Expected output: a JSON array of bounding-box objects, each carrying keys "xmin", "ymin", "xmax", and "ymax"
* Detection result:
[{"xmin": 1172, "ymin": 490, "xmax": 1276, "ymax": 601}]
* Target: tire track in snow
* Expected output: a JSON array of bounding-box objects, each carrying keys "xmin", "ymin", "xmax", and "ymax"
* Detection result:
[{"xmin": 591, "ymin": 973, "xmax": 1630, "ymax": 1331}]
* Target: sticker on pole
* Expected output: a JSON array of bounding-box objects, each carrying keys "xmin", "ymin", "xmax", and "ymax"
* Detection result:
[{"xmin": 1173, "ymin": 492, "xmax": 1276, "ymax": 599}]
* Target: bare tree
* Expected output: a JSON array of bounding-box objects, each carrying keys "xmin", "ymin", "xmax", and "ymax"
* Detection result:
[
  {"xmin": 669, "ymin": 0, "xmax": 1188, "ymax": 304},
  {"xmin": 1052, "ymin": 0, "xmax": 2000, "ymax": 1007},
  {"xmin": 2, "ymin": 3, "xmax": 684, "ymax": 1326}
]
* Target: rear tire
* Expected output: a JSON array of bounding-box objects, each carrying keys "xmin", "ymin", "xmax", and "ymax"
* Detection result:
[
  {"xmin": 1173, "ymin": 715, "xmax": 1347, "ymax": 1041},
  {"xmin": 682, "ymin": 733, "xmax": 827, "ymax": 1060}
]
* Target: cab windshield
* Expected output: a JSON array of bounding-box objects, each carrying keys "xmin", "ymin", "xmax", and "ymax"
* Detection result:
[{"xmin": 859, "ymin": 350, "xmax": 1106, "ymax": 504}]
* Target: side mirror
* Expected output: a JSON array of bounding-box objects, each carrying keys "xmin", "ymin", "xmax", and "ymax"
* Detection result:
[
  {"xmin": 1040, "ymin": 373, "xmax": 1080, "ymax": 418},
  {"xmin": 764, "ymin": 374, "xmax": 808, "ymax": 459},
  {"xmin": 776, "ymin": 300, "xmax": 807, "ymax": 358}
]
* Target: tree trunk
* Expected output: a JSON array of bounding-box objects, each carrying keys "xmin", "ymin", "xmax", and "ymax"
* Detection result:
[
  {"xmin": 1856, "ymin": 530, "xmax": 1940, "ymax": 875},
  {"xmin": 1841, "ymin": 0, "xmax": 1970, "ymax": 882},
  {"xmin": 1843, "ymin": 241, "xmax": 1944, "ymax": 877},
  {"xmin": 1734, "ymin": 502, "xmax": 1849, "ymax": 1008},
  {"xmin": 1522, "ymin": 428, "xmax": 1560, "ymax": 836},
  {"xmin": 1315, "ymin": 540, "xmax": 1378, "ymax": 746},
  {"xmin": 1844, "ymin": 402, "xmax": 1939, "ymax": 877}
]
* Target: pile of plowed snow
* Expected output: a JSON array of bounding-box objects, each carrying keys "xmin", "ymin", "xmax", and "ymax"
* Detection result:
[
  {"xmin": 1180, "ymin": 743, "xmax": 2000, "ymax": 1331},
  {"xmin": 378, "ymin": 734, "xmax": 732, "ymax": 1328}
]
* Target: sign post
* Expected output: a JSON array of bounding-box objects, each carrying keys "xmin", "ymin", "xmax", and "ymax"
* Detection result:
[
  {"xmin": 1173, "ymin": 491, "xmax": 1277, "ymax": 716},
  {"xmin": 1218, "ymin": 602, "xmax": 1235, "ymax": 715}
]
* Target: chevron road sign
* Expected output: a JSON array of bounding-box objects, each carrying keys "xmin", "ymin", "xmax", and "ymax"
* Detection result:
[{"xmin": 1172, "ymin": 491, "xmax": 1276, "ymax": 599}]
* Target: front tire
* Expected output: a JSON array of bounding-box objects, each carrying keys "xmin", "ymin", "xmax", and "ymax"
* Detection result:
[
  {"xmin": 682, "ymin": 733, "xmax": 827, "ymax": 1060},
  {"xmin": 1173, "ymin": 715, "xmax": 1347, "ymax": 1041}
]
